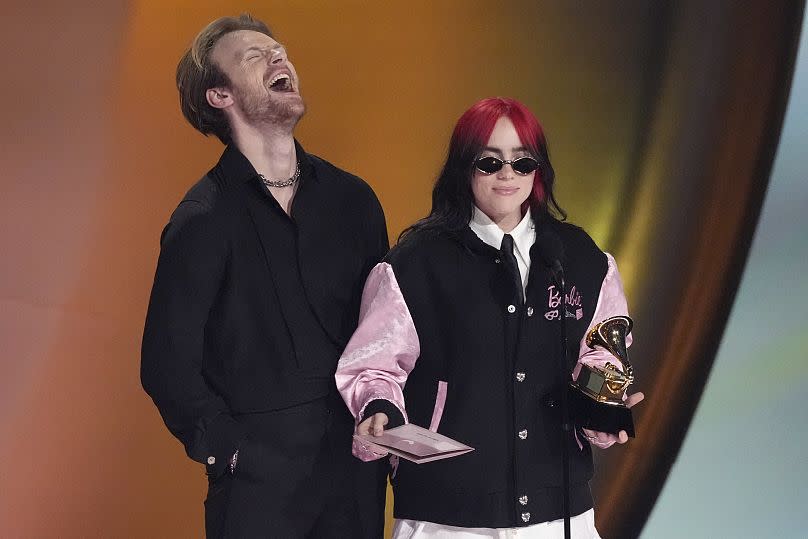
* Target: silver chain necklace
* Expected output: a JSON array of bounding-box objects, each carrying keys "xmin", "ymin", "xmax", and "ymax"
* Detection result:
[{"xmin": 259, "ymin": 161, "xmax": 300, "ymax": 188}]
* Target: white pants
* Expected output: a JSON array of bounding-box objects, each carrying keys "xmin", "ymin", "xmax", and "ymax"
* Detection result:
[{"xmin": 391, "ymin": 509, "xmax": 601, "ymax": 539}]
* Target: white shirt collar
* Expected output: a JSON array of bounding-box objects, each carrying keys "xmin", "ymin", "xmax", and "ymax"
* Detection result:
[{"xmin": 469, "ymin": 206, "xmax": 535, "ymax": 259}]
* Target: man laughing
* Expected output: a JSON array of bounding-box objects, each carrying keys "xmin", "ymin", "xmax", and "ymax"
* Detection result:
[{"xmin": 141, "ymin": 14, "xmax": 388, "ymax": 538}]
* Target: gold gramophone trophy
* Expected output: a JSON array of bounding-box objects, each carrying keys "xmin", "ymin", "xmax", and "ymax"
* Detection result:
[{"xmin": 569, "ymin": 315, "xmax": 636, "ymax": 436}]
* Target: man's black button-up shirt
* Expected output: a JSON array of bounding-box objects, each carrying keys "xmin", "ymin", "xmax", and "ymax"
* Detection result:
[{"xmin": 141, "ymin": 142, "xmax": 388, "ymax": 476}]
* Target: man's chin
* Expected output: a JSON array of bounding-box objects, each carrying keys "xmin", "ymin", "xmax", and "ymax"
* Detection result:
[
  {"xmin": 288, "ymin": 96, "xmax": 306, "ymax": 117},
  {"xmin": 277, "ymin": 99, "xmax": 306, "ymax": 126},
  {"xmin": 238, "ymin": 93, "xmax": 306, "ymax": 130}
]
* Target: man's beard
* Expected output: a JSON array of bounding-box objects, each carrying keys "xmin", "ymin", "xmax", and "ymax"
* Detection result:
[{"xmin": 234, "ymin": 85, "xmax": 306, "ymax": 130}]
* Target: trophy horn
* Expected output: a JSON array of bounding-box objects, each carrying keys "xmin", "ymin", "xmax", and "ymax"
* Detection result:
[
  {"xmin": 571, "ymin": 315, "xmax": 637, "ymax": 436},
  {"xmin": 585, "ymin": 315, "xmax": 634, "ymax": 384}
]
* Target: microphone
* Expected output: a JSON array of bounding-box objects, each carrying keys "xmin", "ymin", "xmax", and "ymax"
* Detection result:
[
  {"xmin": 534, "ymin": 230, "xmax": 565, "ymax": 286},
  {"xmin": 535, "ymin": 228, "xmax": 571, "ymax": 539}
]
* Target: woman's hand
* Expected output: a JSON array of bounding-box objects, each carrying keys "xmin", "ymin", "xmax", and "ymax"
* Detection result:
[
  {"xmin": 581, "ymin": 391, "xmax": 645, "ymax": 447},
  {"xmin": 357, "ymin": 412, "xmax": 390, "ymax": 437}
]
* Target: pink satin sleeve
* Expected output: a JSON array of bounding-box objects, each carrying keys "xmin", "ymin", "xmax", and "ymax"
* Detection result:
[
  {"xmin": 572, "ymin": 253, "xmax": 632, "ymax": 449},
  {"xmin": 335, "ymin": 262, "xmax": 420, "ymax": 461},
  {"xmin": 572, "ymin": 253, "xmax": 632, "ymax": 379}
]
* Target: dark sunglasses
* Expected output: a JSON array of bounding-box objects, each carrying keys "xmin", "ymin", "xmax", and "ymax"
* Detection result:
[{"xmin": 474, "ymin": 156, "xmax": 539, "ymax": 175}]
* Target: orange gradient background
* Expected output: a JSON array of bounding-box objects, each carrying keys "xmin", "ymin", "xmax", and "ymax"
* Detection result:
[{"xmin": 1, "ymin": 1, "xmax": 801, "ymax": 537}]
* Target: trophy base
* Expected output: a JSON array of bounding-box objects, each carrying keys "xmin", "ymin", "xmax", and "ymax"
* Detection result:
[{"xmin": 568, "ymin": 386, "xmax": 635, "ymax": 437}]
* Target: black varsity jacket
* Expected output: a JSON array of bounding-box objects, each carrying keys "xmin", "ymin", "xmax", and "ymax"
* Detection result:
[{"xmin": 336, "ymin": 214, "xmax": 632, "ymax": 528}]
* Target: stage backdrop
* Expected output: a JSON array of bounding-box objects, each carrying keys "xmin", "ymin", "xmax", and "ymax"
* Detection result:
[
  {"xmin": 643, "ymin": 11, "xmax": 808, "ymax": 538},
  {"xmin": 0, "ymin": 1, "xmax": 802, "ymax": 537}
]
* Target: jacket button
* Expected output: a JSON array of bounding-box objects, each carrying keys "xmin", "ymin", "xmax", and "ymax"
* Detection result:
[
  {"xmin": 518, "ymin": 429, "xmax": 528, "ymax": 440},
  {"xmin": 519, "ymin": 495, "xmax": 529, "ymax": 505},
  {"xmin": 516, "ymin": 372, "xmax": 526, "ymax": 382},
  {"xmin": 546, "ymin": 397, "xmax": 556, "ymax": 408},
  {"xmin": 507, "ymin": 304, "xmax": 516, "ymax": 313},
  {"xmin": 207, "ymin": 456, "xmax": 216, "ymax": 465},
  {"xmin": 527, "ymin": 306, "xmax": 534, "ymax": 317},
  {"xmin": 521, "ymin": 512, "xmax": 531, "ymax": 522},
  {"xmin": 495, "ymin": 258, "xmax": 501, "ymax": 264}
]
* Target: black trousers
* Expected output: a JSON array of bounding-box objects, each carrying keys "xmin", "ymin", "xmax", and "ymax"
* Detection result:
[{"xmin": 204, "ymin": 395, "xmax": 387, "ymax": 538}]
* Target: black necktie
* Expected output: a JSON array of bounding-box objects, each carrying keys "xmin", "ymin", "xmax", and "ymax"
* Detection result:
[{"xmin": 500, "ymin": 234, "xmax": 524, "ymax": 304}]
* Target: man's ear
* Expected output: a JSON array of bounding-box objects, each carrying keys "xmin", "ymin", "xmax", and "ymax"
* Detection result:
[{"xmin": 206, "ymin": 88, "xmax": 232, "ymax": 109}]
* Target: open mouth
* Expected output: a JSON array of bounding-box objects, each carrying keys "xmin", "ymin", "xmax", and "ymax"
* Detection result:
[{"xmin": 268, "ymin": 72, "xmax": 294, "ymax": 93}]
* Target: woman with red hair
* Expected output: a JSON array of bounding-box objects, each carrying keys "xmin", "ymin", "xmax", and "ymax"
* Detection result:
[{"xmin": 336, "ymin": 97, "xmax": 642, "ymax": 538}]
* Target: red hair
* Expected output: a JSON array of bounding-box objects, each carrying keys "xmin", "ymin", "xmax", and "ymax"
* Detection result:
[
  {"xmin": 400, "ymin": 97, "xmax": 564, "ymax": 241},
  {"xmin": 450, "ymin": 97, "xmax": 549, "ymax": 207}
]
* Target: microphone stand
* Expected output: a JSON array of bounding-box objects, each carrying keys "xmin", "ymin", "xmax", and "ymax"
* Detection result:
[{"xmin": 552, "ymin": 262, "xmax": 571, "ymax": 539}]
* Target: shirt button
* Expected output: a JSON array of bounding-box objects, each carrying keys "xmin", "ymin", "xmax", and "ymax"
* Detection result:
[
  {"xmin": 516, "ymin": 372, "xmax": 526, "ymax": 382},
  {"xmin": 518, "ymin": 429, "xmax": 528, "ymax": 440},
  {"xmin": 527, "ymin": 306, "xmax": 534, "ymax": 317},
  {"xmin": 507, "ymin": 304, "xmax": 517, "ymax": 313},
  {"xmin": 207, "ymin": 456, "xmax": 216, "ymax": 465},
  {"xmin": 521, "ymin": 512, "xmax": 531, "ymax": 523},
  {"xmin": 519, "ymin": 495, "xmax": 529, "ymax": 505}
]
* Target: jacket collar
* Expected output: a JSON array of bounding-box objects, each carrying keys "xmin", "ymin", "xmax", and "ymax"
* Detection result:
[{"xmin": 451, "ymin": 208, "xmax": 562, "ymax": 263}]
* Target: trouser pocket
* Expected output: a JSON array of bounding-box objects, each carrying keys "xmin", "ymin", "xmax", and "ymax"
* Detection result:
[{"xmin": 204, "ymin": 471, "xmax": 234, "ymax": 538}]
